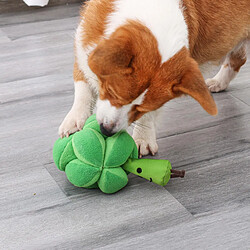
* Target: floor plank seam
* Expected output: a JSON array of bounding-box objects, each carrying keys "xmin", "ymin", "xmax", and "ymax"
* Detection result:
[
  {"xmin": 229, "ymin": 92, "xmax": 250, "ymax": 107},
  {"xmin": 0, "ymin": 16, "xmax": 79, "ymax": 29},
  {"xmin": 6, "ymin": 28, "xmax": 76, "ymax": 42},
  {"xmin": 0, "ymin": 72, "xmax": 72, "ymax": 85},
  {"xmin": 157, "ymin": 112, "xmax": 250, "ymax": 140},
  {"xmin": 177, "ymin": 147, "xmax": 250, "ymax": 169},
  {"xmin": 1, "ymin": 200, "xmax": 72, "ymax": 222},
  {"xmin": 0, "ymin": 40, "xmax": 74, "ymax": 58},
  {"xmin": 0, "ymin": 89, "xmax": 73, "ymax": 105},
  {"xmin": 44, "ymin": 165, "xmax": 72, "ymax": 198}
]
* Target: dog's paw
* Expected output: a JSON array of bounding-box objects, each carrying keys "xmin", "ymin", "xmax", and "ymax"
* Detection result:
[
  {"xmin": 132, "ymin": 133, "xmax": 158, "ymax": 157},
  {"xmin": 206, "ymin": 78, "xmax": 228, "ymax": 93},
  {"xmin": 135, "ymin": 138, "xmax": 159, "ymax": 158},
  {"xmin": 58, "ymin": 109, "xmax": 90, "ymax": 138}
]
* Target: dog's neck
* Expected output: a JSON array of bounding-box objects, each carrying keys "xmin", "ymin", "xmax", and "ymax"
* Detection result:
[{"xmin": 105, "ymin": 0, "xmax": 189, "ymax": 63}]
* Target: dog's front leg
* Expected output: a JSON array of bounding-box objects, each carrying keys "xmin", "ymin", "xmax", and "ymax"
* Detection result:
[
  {"xmin": 58, "ymin": 63, "xmax": 95, "ymax": 138},
  {"xmin": 58, "ymin": 80, "xmax": 94, "ymax": 138},
  {"xmin": 132, "ymin": 111, "xmax": 159, "ymax": 157}
]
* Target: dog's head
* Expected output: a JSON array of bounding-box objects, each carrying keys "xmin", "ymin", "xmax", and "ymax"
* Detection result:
[{"xmin": 88, "ymin": 22, "xmax": 217, "ymax": 136}]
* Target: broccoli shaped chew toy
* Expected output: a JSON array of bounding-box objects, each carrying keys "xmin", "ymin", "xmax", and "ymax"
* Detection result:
[{"xmin": 53, "ymin": 115, "xmax": 185, "ymax": 194}]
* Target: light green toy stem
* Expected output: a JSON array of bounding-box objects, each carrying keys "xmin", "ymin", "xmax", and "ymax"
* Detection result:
[{"xmin": 123, "ymin": 159, "xmax": 185, "ymax": 187}]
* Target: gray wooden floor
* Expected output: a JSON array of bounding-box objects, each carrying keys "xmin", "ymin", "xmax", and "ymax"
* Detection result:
[{"xmin": 0, "ymin": 4, "xmax": 250, "ymax": 250}]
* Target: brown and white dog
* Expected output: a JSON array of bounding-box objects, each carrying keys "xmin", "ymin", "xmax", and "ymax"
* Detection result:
[{"xmin": 59, "ymin": 0, "xmax": 250, "ymax": 156}]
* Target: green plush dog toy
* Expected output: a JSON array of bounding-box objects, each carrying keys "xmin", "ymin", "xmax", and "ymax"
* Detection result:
[{"xmin": 53, "ymin": 115, "xmax": 185, "ymax": 194}]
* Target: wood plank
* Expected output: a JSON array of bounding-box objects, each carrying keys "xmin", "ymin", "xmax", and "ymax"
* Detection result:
[
  {"xmin": 230, "ymin": 88, "xmax": 250, "ymax": 106},
  {"xmin": 0, "ymin": 31, "xmax": 74, "ymax": 58},
  {"xmin": 0, "ymin": 94, "xmax": 73, "ymax": 172},
  {"xmin": 0, "ymin": 74, "xmax": 73, "ymax": 104},
  {"xmin": 1, "ymin": 16, "xmax": 78, "ymax": 40},
  {"xmin": 0, "ymin": 182, "xmax": 192, "ymax": 249},
  {"xmin": 98, "ymin": 205, "xmax": 250, "ymax": 250},
  {"xmin": 0, "ymin": 0, "xmax": 82, "ymax": 14},
  {"xmin": 0, "ymin": 29, "xmax": 10, "ymax": 43},
  {"xmin": 154, "ymin": 92, "xmax": 250, "ymax": 139},
  {"xmin": 0, "ymin": 3, "xmax": 80, "ymax": 26},
  {"xmin": 0, "ymin": 165, "xmax": 69, "ymax": 220},
  {"xmin": 166, "ymin": 149, "xmax": 250, "ymax": 215},
  {"xmin": 149, "ymin": 114, "xmax": 250, "ymax": 169},
  {"xmin": 0, "ymin": 43, "xmax": 74, "ymax": 83}
]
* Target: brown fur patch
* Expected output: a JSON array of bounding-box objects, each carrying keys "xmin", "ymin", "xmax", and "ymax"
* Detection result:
[
  {"xmin": 182, "ymin": 0, "xmax": 250, "ymax": 64},
  {"xmin": 229, "ymin": 46, "xmax": 247, "ymax": 72},
  {"xmin": 129, "ymin": 47, "xmax": 217, "ymax": 123},
  {"xmin": 73, "ymin": 61, "xmax": 87, "ymax": 82},
  {"xmin": 80, "ymin": 0, "xmax": 115, "ymax": 47},
  {"xmin": 88, "ymin": 21, "xmax": 161, "ymax": 107}
]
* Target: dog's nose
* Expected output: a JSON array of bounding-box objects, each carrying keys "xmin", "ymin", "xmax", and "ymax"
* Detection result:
[{"xmin": 100, "ymin": 123, "xmax": 115, "ymax": 137}]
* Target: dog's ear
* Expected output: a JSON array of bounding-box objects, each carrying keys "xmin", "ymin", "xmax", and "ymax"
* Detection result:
[
  {"xmin": 129, "ymin": 49, "xmax": 217, "ymax": 123},
  {"xmin": 88, "ymin": 31, "xmax": 133, "ymax": 76},
  {"xmin": 173, "ymin": 56, "xmax": 218, "ymax": 116}
]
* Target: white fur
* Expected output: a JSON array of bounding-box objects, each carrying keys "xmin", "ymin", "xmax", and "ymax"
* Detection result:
[
  {"xmin": 58, "ymin": 81, "xmax": 93, "ymax": 137},
  {"xmin": 105, "ymin": 0, "xmax": 189, "ymax": 63},
  {"xmin": 132, "ymin": 111, "xmax": 159, "ymax": 157},
  {"xmin": 75, "ymin": 21, "xmax": 99, "ymax": 93},
  {"xmin": 96, "ymin": 90, "xmax": 148, "ymax": 133},
  {"xmin": 206, "ymin": 60, "xmax": 237, "ymax": 93},
  {"xmin": 96, "ymin": 99, "xmax": 131, "ymax": 132}
]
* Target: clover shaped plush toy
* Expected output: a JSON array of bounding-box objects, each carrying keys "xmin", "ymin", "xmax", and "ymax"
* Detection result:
[{"xmin": 53, "ymin": 115, "xmax": 185, "ymax": 194}]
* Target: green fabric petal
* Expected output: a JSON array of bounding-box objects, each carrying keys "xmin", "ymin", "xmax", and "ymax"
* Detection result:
[
  {"xmin": 65, "ymin": 159, "xmax": 101, "ymax": 187},
  {"xmin": 72, "ymin": 128, "xmax": 105, "ymax": 168},
  {"xmin": 130, "ymin": 140, "xmax": 139, "ymax": 159},
  {"xmin": 53, "ymin": 135, "xmax": 76, "ymax": 171},
  {"xmin": 84, "ymin": 114, "xmax": 107, "ymax": 139},
  {"xmin": 84, "ymin": 114, "xmax": 97, "ymax": 126},
  {"xmin": 98, "ymin": 168, "xmax": 128, "ymax": 194},
  {"xmin": 59, "ymin": 140, "xmax": 77, "ymax": 171},
  {"xmin": 104, "ymin": 131, "xmax": 135, "ymax": 168},
  {"xmin": 85, "ymin": 183, "xmax": 99, "ymax": 189}
]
